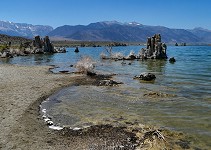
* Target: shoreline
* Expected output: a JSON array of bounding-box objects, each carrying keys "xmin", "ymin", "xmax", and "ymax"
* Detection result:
[
  {"xmin": 0, "ymin": 64, "xmax": 85, "ymax": 149},
  {"xmin": 0, "ymin": 64, "xmax": 197, "ymax": 149},
  {"xmin": 0, "ymin": 64, "xmax": 140, "ymax": 149}
]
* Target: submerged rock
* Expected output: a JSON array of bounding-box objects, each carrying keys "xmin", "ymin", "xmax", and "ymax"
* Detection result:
[
  {"xmin": 143, "ymin": 91, "xmax": 176, "ymax": 98},
  {"xmin": 134, "ymin": 72, "xmax": 156, "ymax": 81},
  {"xmin": 98, "ymin": 80, "xmax": 123, "ymax": 86}
]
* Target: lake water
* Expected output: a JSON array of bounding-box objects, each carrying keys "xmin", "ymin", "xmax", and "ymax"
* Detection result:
[{"xmin": 1, "ymin": 46, "xmax": 211, "ymax": 148}]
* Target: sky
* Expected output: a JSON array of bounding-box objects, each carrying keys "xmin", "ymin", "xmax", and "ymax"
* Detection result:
[{"xmin": 0, "ymin": 0, "xmax": 211, "ymax": 30}]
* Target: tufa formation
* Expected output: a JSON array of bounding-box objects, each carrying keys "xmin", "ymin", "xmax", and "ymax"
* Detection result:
[{"xmin": 140, "ymin": 34, "xmax": 167, "ymax": 59}]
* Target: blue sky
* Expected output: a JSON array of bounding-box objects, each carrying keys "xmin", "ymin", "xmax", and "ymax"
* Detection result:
[{"xmin": 0, "ymin": 0, "xmax": 211, "ymax": 30}]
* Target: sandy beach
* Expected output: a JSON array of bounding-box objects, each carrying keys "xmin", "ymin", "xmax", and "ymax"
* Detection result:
[
  {"xmin": 0, "ymin": 64, "xmax": 76, "ymax": 149},
  {"xmin": 0, "ymin": 64, "xmax": 140, "ymax": 150},
  {"xmin": 0, "ymin": 64, "xmax": 195, "ymax": 150}
]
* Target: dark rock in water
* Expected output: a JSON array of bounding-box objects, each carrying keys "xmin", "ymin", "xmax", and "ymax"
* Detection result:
[
  {"xmin": 74, "ymin": 47, "xmax": 79, "ymax": 53},
  {"xmin": 98, "ymin": 80, "xmax": 123, "ymax": 86},
  {"xmin": 129, "ymin": 55, "xmax": 136, "ymax": 60},
  {"xmin": 169, "ymin": 57, "xmax": 176, "ymax": 63},
  {"xmin": 86, "ymin": 71, "xmax": 97, "ymax": 76},
  {"xmin": 124, "ymin": 54, "xmax": 137, "ymax": 60},
  {"xmin": 134, "ymin": 72, "xmax": 156, "ymax": 81}
]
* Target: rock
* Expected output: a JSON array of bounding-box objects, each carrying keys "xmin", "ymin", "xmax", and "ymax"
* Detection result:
[
  {"xmin": 169, "ymin": 57, "xmax": 176, "ymax": 63},
  {"xmin": 34, "ymin": 48, "xmax": 44, "ymax": 54},
  {"xmin": 54, "ymin": 47, "xmax": 66, "ymax": 53},
  {"xmin": 23, "ymin": 49, "xmax": 31, "ymax": 55},
  {"xmin": 87, "ymin": 71, "xmax": 97, "ymax": 76},
  {"xmin": 1, "ymin": 51, "xmax": 13, "ymax": 58},
  {"xmin": 124, "ymin": 54, "xmax": 136, "ymax": 60},
  {"xmin": 98, "ymin": 80, "xmax": 123, "ymax": 86},
  {"xmin": 139, "ymin": 34, "xmax": 167, "ymax": 59},
  {"xmin": 74, "ymin": 47, "xmax": 79, "ymax": 53},
  {"xmin": 32, "ymin": 36, "xmax": 55, "ymax": 53},
  {"xmin": 134, "ymin": 72, "xmax": 156, "ymax": 81},
  {"xmin": 43, "ymin": 36, "xmax": 54, "ymax": 53},
  {"xmin": 143, "ymin": 91, "xmax": 176, "ymax": 98},
  {"xmin": 33, "ymin": 36, "xmax": 43, "ymax": 48}
]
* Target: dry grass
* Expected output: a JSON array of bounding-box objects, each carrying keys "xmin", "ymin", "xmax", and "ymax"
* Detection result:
[{"xmin": 75, "ymin": 56, "xmax": 96, "ymax": 74}]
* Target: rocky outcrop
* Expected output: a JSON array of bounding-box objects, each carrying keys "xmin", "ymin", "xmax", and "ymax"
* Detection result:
[
  {"xmin": 32, "ymin": 36, "xmax": 54, "ymax": 53},
  {"xmin": 0, "ymin": 50, "xmax": 13, "ymax": 58},
  {"xmin": 33, "ymin": 36, "xmax": 43, "ymax": 48},
  {"xmin": 134, "ymin": 72, "xmax": 156, "ymax": 81},
  {"xmin": 0, "ymin": 35, "xmax": 66, "ymax": 59},
  {"xmin": 140, "ymin": 34, "xmax": 167, "ymax": 59},
  {"xmin": 43, "ymin": 36, "xmax": 54, "ymax": 52}
]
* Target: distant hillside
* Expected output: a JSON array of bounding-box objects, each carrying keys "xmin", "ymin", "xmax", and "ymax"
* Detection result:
[
  {"xmin": 0, "ymin": 20, "xmax": 53, "ymax": 38},
  {"xmin": 0, "ymin": 34, "xmax": 31, "ymax": 45},
  {"xmin": 188, "ymin": 27, "xmax": 211, "ymax": 43},
  {"xmin": 48, "ymin": 21, "xmax": 211, "ymax": 44}
]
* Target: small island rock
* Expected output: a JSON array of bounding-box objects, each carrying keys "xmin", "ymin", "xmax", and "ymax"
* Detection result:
[{"xmin": 134, "ymin": 72, "xmax": 156, "ymax": 81}]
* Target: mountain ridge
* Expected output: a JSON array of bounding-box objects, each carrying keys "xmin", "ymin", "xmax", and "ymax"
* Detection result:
[
  {"xmin": 0, "ymin": 20, "xmax": 53, "ymax": 38},
  {"xmin": 1, "ymin": 20, "xmax": 211, "ymax": 44},
  {"xmin": 48, "ymin": 21, "xmax": 211, "ymax": 43}
]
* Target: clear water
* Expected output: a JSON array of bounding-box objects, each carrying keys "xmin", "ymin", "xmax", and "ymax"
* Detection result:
[{"xmin": 2, "ymin": 46, "xmax": 211, "ymax": 148}]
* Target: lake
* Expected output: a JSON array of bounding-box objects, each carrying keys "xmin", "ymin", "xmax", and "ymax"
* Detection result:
[{"xmin": 1, "ymin": 45, "xmax": 211, "ymax": 148}]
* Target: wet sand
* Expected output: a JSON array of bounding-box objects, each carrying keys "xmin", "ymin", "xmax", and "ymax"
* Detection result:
[{"xmin": 0, "ymin": 64, "xmax": 194, "ymax": 150}]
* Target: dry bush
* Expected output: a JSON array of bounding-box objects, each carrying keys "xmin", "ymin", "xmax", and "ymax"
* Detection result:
[{"xmin": 75, "ymin": 56, "xmax": 96, "ymax": 74}]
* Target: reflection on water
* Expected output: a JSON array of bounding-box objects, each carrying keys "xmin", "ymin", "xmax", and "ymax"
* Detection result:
[{"xmin": 1, "ymin": 46, "xmax": 211, "ymax": 148}]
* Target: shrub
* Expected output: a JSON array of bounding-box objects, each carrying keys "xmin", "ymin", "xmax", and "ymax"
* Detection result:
[{"xmin": 75, "ymin": 56, "xmax": 96, "ymax": 74}]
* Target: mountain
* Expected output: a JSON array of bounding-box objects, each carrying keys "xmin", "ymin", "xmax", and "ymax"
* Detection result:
[
  {"xmin": 48, "ymin": 21, "xmax": 211, "ymax": 44},
  {"xmin": 1, "ymin": 20, "xmax": 211, "ymax": 44},
  {"xmin": 0, "ymin": 20, "xmax": 53, "ymax": 38},
  {"xmin": 188, "ymin": 27, "xmax": 211, "ymax": 43}
]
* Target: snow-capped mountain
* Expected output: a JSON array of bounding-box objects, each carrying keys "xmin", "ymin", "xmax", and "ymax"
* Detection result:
[
  {"xmin": 48, "ymin": 21, "xmax": 210, "ymax": 43},
  {"xmin": 0, "ymin": 20, "xmax": 53, "ymax": 38}
]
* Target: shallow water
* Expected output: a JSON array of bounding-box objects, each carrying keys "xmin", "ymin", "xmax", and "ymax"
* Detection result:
[{"xmin": 2, "ymin": 46, "xmax": 211, "ymax": 148}]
